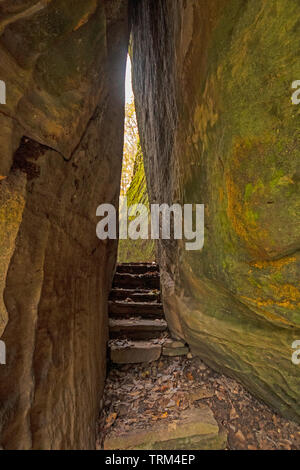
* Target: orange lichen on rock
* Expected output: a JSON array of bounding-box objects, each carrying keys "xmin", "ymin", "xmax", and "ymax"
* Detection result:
[{"xmin": 251, "ymin": 257, "xmax": 297, "ymax": 270}]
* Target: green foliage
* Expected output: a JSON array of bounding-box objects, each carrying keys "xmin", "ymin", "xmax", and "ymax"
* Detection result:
[
  {"xmin": 118, "ymin": 145, "xmax": 156, "ymax": 263},
  {"xmin": 120, "ymin": 100, "xmax": 139, "ymax": 195}
]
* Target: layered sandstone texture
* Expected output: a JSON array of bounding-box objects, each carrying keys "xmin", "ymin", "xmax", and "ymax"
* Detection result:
[
  {"xmin": 0, "ymin": 0, "xmax": 128, "ymax": 449},
  {"xmin": 132, "ymin": 0, "xmax": 300, "ymax": 422}
]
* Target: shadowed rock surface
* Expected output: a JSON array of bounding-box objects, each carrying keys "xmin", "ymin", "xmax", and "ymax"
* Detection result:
[
  {"xmin": 131, "ymin": 0, "xmax": 300, "ymax": 422},
  {"xmin": 0, "ymin": 0, "xmax": 129, "ymax": 449}
]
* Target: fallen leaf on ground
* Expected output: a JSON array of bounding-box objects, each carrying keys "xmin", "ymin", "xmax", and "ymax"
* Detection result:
[
  {"xmin": 106, "ymin": 413, "xmax": 117, "ymax": 428},
  {"xmin": 235, "ymin": 430, "xmax": 246, "ymax": 442},
  {"xmin": 230, "ymin": 407, "xmax": 239, "ymax": 421}
]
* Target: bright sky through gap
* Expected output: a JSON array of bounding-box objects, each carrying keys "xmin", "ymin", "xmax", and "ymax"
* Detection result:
[{"xmin": 125, "ymin": 55, "xmax": 134, "ymax": 104}]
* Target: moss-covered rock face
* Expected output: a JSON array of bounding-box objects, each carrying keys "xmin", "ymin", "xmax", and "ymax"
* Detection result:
[
  {"xmin": 0, "ymin": 0, "xmax": 129, "ymax": 449},
  {"xmin": 118, "ymin": 145, "xmax": 155, "ymax": 263},
  {"xmin": 132, "ymin": 0, "xmax": 300, "ymax": 422}
]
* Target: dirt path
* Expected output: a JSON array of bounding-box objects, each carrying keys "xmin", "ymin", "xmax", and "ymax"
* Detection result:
[{"xmin": 98, "ymin": 355, "xmax": 300, "ymax": 450}]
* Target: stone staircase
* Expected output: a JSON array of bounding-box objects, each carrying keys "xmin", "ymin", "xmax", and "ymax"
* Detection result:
[
  {"xmin": 104, "ymin": 264, "xmax": 227, "ymax": 450},
  {"xmin": 108, "ymin": 263, "xmax": 168, "ymax": 364}
]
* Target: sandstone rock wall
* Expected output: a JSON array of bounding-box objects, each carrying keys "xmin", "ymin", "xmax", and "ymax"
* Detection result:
[
  {"xmin": 131, "ymin": 0, "xmax": 300, "ymax": 422},
  {"xmin": 0, "ymin": 0, "xmax": 128, "ymax": 449}
]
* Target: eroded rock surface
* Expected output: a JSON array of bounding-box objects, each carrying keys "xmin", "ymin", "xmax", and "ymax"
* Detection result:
[
  {"xmin": 131, "ymin": 0, "xmax": 300, "ymax": 422},
  {"xmin": 0, "ymin": 0, "xmax": 128, "ymax": 449}
]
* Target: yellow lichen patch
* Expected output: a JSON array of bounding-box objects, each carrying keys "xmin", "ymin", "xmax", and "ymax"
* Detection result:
[
  {"xmin": 240, "ymin": 296, "xmax": 295, "ymax": 325},
  {"xmin": 219, "ymin": 187, "xmax": 224, "ymax": 202},
  {"xmin": 250, "ymin": 256, "xmax": 296, "ymax": 270},
  {"xmin": 241, "ymin": 295, "xmax": 297, "ymax": 313},
  {"xmin": 240, "ymin": 276, "xmax": 300, "ymax": 327},
  {"xmin": 226, "ymin": 137, "xmax": 271, "ymax": 255},
  {"xmin": 270, "ymin": 283, "xmax": 300, "ymax": 304},
  {"xmin": 226, "ymin": 172, "xmax": 261, "ymax": 253},
  {"xmin": 277, "ymin": 175, "xmax": 295, "ymax": 187},
  {"xmin": 193, "ymin": 75, "xmax": 219, "ymax": 152}
]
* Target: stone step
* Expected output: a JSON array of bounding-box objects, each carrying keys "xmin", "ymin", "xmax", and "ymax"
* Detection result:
[
  {"xmin": 113, "ymin": 272, "xmax": 160, "ymax": 290},
  {"xmin": 109, "ymin": 340, "xmax": 162, "ymax": 364},
  {"xmin": 116, "ymin": 263, "xmax": 159, "ymax": 275},
  {"xmin": 109, "ymin": 318, "xmax": 168, "ymax": 340},
  {"xmin": 109, "ymin": 288, "xmax": 160, "ymax": 303},
  {"xmin": 162, "ymin": 346, "xmax": 189, "ymax": 357},
  {"xmin": 109, "ymin": 301, "xmax": 164, "ymax": 319},
  {"xmin": 104, "ymin": 406, "xmax": 227, "ymax": 450}
]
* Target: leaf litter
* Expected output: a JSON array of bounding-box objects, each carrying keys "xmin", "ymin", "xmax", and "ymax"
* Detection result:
[{"xmin": 97, "ymin": 355, "xmax": 300, "ymax": 450}]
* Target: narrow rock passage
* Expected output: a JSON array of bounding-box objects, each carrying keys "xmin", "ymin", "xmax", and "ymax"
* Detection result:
[{"xmin": 97, "ymin": 264, "xmax": 300, "ymax": 450}]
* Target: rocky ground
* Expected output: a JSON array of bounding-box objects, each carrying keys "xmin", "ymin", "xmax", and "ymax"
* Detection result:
[{"xmin": 97, "ymin": 355, "xmax": 300, "ymax": 450}]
